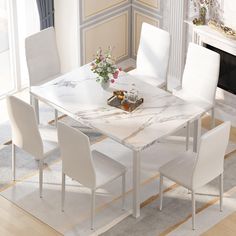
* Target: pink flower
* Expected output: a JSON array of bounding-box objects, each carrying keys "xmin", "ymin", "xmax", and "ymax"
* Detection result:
[
  {"xmin": 113, "ymin": 71, "xmax": 119, "ymax": 79},
  {"xmin": 111, "ymin": 79, "xmax": 115, "ymax": 83},
  {"xmin": 119, "ymin": 67, "xmax": 122, "ymax": 71}
]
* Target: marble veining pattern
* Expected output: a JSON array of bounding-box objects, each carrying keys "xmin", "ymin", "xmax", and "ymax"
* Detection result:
[{"xmin": 31, "ymin": 64, "xmax": 204, "ymax": 151}]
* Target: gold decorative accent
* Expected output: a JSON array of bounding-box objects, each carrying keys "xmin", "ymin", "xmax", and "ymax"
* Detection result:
[{"xmin": 208, "ymin": 20, "xmax": 236, "ymax": 40}]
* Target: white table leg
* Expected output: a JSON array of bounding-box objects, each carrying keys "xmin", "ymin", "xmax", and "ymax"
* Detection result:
[
  {"xmin": 193, "ymin": 118, "xmax": 201, "ymax": 153},
  {"xmin": 133, "ymin": 150, "xmax": 140, "ymax": 218}
]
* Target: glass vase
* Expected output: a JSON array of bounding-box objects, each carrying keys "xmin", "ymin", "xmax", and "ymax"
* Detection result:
[
  {"xmin": 199, "ymin": 6, "xmax": 207, "ymax": 25},
  {"xmin": 101, "ymin": 80, "xmax": 110, "ymax": 90}
]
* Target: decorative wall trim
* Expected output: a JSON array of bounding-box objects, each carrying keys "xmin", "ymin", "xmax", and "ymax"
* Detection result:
[
  {"xmin": 82, "ymin": 11, "xmax": 130, "ymax": 64},
  {"xmin": 80, "ymin": 0, "xmax": 130, "ymax": 23},
  {"xmin": 132, "ymin": 8, "xmax": 160, "ymax": 57},
  {"xmin": 133, "ymin": 0, "xmax": 160, "ymax": 12}
]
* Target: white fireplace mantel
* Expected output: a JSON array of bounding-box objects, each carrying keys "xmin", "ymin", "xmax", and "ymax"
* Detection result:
[{"xmin": 189, "ymin": 23, "xmax": 236, "ymax": 56}]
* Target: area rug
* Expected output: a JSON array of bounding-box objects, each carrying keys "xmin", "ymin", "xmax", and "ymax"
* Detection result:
[
  {"xmin": 0, "ymin": 138, "xmax": 187, "ymax": 235},
  {"xmin": 1, "ymin": 135, "xmax": 236, "ymax": 236},
  {"xmin": 102, "ymin": 144, "xmax": 236, "ymax": 236}
]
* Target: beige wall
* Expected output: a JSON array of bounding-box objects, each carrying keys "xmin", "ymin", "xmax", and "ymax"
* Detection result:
[
  {"xmin": 82, "ymin": 0, "xmax": 128, "ymax": 20},
  {"xmin": 135, "ymin": 0, "xmax": 159, "ymax": 9},
  {"xmin": 55, "ymin": 0, "xmax": 162, "ymax": 70},
  {"xmin": 133, "ymin": 10, "xmax": 159, "ymax": 56},
  {"xmin": 132, "ymin": 0, "xmax": 161, "ymax": 57},
  {"xmin": 80, "ymin": 0, "xmax": 131, "ymax": 64},
  {"xmin": 83, "ymin": 12, "xmax": 129, "ymax": 64}
]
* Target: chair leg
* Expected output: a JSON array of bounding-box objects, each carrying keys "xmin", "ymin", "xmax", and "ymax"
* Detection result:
[
  {"xmin": 12, "ymin": 144, "xmax": 16, "ymax": 181},
  {"xmin": 220, "ymin": 173, "xmax": 223, "ymax": 212},
  {"xmin": 159, "ymin": 174, "xmax": 163, "ymax": 211},
  {"xmin": 61, "ymin": 173, "xmax": 65, "ymax": 212},
  {"xmin": 186, "ymin": 122, "xmax": 190, "ymax": 151},
  {"xmin": 54, "ymin": 110, "xmax": 58, "ymax": 127},
  {"xmin": 192, "ymin": 190, "xmax": 196, "ymax": 230},
  {"xmin": 91, "ymin": 189, "xmax": 95, "ymax": 230},
  {"xmin": 122, "ymin": 173, "xmax": 126, "ymax": 210},
  {"xmin": 211, "ymin": 107, "xmax": 215, "ymax": 129},
  {"xmin": 39, "ymin": 160, "xmax": 43, "ymax": 198}
]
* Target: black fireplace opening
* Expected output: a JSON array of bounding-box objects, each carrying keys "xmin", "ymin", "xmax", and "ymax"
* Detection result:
[{"xmin": 206, "ymin": 44, "xmax": 236, "ymax": 95}]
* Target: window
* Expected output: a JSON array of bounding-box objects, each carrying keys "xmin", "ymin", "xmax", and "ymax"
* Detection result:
[
  {"xmin": 0, "ymin": 0, "xmax": 14, "ymax": 96},
  {"xmin": 16, "ymin": 0, "xmax": 40, "ymax": 87},
  {"xmin": 0, "ymin": 0, "xmax": 39, "ymax": 98}
]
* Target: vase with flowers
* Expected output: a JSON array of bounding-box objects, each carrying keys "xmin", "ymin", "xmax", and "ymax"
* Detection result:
[
  {"xmin": 91, "ymin": 47, "xmax": 121, "ymax": 90},
  {"xmin": 192, "ymin": 0, "xmax": 214, "ymax": 25}
]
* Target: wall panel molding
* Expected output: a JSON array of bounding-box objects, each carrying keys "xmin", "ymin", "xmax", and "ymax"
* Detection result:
[
  {"xmin": 131, "ymin": 0, "xmax": 162, "ymax": 58},
  {"xmin": 80, "ymin": 0, "xmax": 130, "ymax": 23},
  {"xmin": 55, "ymin": 0, "xmax": 164, "ymax": 70},
  {"xmin": 133, "ymin": 0, "xmax": 160, "ymax": 11},
  {"xmin": 132, "ymin": 9, "xmax": 160, "ymax": 56},
  {"xmin": 82, "ymin": 11, "xmax": 130, "ymax": 64}
]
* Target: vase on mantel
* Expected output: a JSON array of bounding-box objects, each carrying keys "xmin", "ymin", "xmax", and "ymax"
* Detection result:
[{"xmin": 199, "ymin": 6, "xmax": 207, "ymax": 25}]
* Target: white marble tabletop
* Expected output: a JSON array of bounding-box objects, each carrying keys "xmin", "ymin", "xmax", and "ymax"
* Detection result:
[{"xmin": 30, "ymin": 64, "xmax": 205, "ymax": 152}]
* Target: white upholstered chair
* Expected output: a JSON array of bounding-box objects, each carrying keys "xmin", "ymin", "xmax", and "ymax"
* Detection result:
[
  {"xmin": 128, "ymin": 23, "xmax": 171, "ymax": 89},
  {"xmin": 173, "ymin": 43, "xmax": 220, "ymax": 149},
  {"xmin": 58, "ymin": 122, "xmax": 126, "ymax": 230},
  {"xmin": 159, "ymin": 122, "xmax": 230, "ymax": 230},
  {"xmin": 6, "ymin": 96, "xmax": 58, "ymax": 198},
  {"xmin": 25, "ymin": 27, "xmax": 61, "ymax": 124}
]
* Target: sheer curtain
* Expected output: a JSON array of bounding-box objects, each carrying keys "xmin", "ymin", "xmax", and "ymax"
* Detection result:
[
  {"xmin": 16, "ymin": 0, "xmax": 40, "ymax": 87},
  {"xmin": 36, "ymin": 0, "xmax": 54, "ymax": 30}
]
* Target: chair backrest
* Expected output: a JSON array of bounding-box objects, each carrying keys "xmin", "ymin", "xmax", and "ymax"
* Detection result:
[
  {"xmin": 182, "ymin": 43, "xmax": 220, "ymax": 105},
  {"xmin": 58, "ymin": 122, "xmax": 96, "ymax": 189},
  {"xmin": 136, "ymin": 23, "xmax": 171, "ymax": 84},
  {"xmin": 192, "ymin": 121, "xmax": 231, "ymax": 189},
  {"xmin": 6, "ymin": 96, "xmax": 44, "ymax": 159},
  {"xmin": 25, "ymin": 27, "xmax": 61, "ymax": 86}
]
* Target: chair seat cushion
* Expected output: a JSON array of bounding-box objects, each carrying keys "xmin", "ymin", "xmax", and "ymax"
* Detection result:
[
  {"xmin": 173, "ymin": 88, "xmax": 213, "ymax": 111},
  {"xmin": 159, "ymin": 151, "xmax": 197, "ymax": 189},
  {"xmin": 128, "ymin": 69, "xmax": 165, "ymax": 88},
  {"xmin": 92, "ymin": 150, "xmax": 126, "ymax": 189}
]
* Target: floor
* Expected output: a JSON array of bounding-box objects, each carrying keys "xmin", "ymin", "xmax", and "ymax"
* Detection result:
[{"xmin": 0, "ymin": 196, "xmax": 61, "ymax": 236}]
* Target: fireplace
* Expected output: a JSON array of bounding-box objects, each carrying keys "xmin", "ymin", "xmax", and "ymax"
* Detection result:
[
  {"xmin": 189, "ymin": 21, "xmax": 236, "ymax": 125},
  {"xmin": 206, "ymin": 44, "xmax": 236, "ymax": 95}
]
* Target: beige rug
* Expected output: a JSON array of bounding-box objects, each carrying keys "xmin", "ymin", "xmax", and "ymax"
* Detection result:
[{"xmin": 1, "ymin": 128, "xmax": 236, "ymax": 236}]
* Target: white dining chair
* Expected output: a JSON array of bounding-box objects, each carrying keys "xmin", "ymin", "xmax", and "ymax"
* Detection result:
[
  {"xmin": 128, "ymin": 23, "xmax": 171, "ymax": 89},
  {"xmin": 158, "ymin": 121, "xmax": 230, "ymax": 230},
  {"xmin": 58, "ymin": 122, "xmax": 126, "ymax": 230},
  {"xmin": 6, "ymin": 96, "xmax": 58, "ymax": 198},
  {"xmin": 25, "ymin": 27, "xmax": 61, "ymax": 124},
  {"xmin": 173, "ymin": 43, "xmax": 220, "ymax": 150}
]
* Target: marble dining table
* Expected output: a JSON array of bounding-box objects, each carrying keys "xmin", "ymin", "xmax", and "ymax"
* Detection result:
[{"xmin": 30, "ymin": 64, "xmax": 205, "ymax": 218}]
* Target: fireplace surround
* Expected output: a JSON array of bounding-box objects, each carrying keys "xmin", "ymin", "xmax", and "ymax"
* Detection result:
[
  {"xmin": 189, "ymin": 23, "xmax": 236, "ymax": 125},
  {"xmin": 206, "ymin": 44, "xmax": 236, "ymax": 95}
]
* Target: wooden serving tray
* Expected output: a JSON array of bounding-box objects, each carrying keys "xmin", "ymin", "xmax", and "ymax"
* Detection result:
[{"xmin": 107, "ymin": 95, "xmax": 144, "ymax": 112}]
